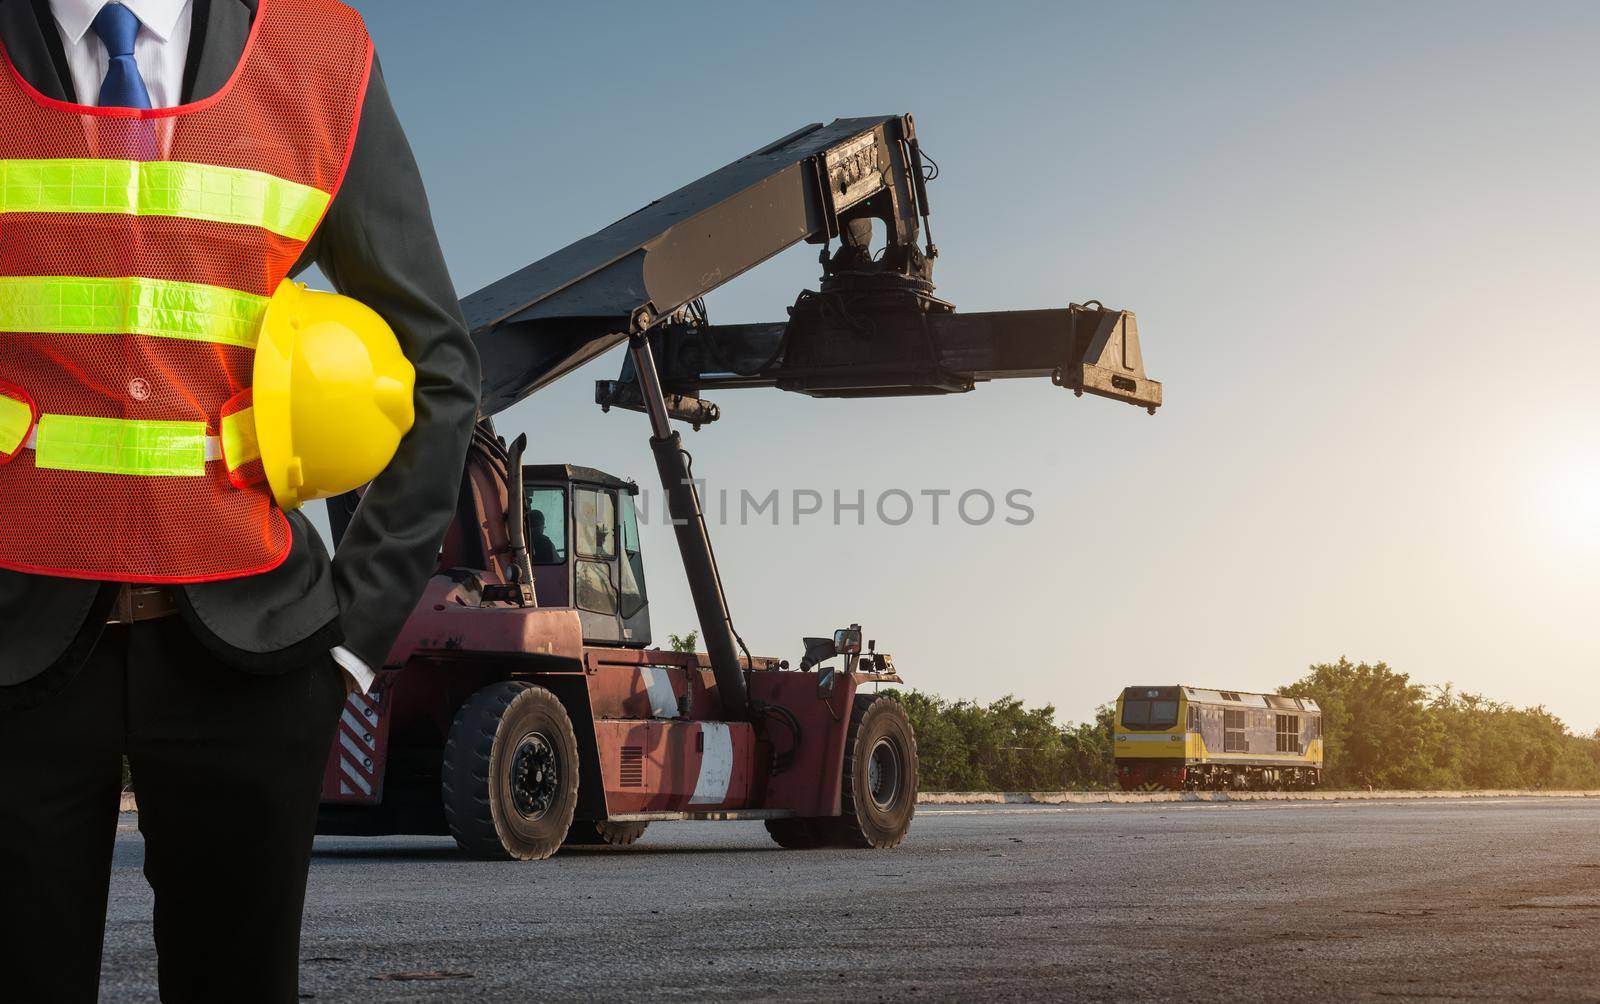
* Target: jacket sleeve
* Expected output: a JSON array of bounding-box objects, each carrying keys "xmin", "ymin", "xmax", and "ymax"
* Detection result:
[{"xmin": 298, "ymin": 54, "xmax": 481, "ymax": 669}]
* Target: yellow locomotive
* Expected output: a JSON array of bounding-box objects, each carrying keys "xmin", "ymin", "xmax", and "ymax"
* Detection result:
[{"xmin": 1113, "ymin": 685, "xmax": 1323, "ymax": 791}]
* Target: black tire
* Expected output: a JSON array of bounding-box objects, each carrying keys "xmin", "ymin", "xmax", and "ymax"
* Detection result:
[
  {"xmin": 564, "ymin": 820, "xmax": 649, "ymax": 847},
  {"xmin": 830, "ymin": 695, "xmax": 918, "ymax": 849},
  {"xmin": 442, "ymin": 682, "xmax": 580, "ymax": 861},
  {"xmin": 764, "ymin": 817, "xmax": 830, "ymax": 849}
]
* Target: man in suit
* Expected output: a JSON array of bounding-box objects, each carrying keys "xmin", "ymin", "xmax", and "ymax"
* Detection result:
[{"xmin": 0, "ymin": 1, "xmax": 480, "ymax": 1001}]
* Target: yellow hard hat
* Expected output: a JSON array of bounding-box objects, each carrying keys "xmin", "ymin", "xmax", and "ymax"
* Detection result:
[{"xmin": 253, "ymin": 280, "xmax": 416, "ymax": 510}]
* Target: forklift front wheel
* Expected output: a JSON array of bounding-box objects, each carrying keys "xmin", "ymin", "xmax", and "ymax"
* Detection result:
[
  {"xmin": 831, "ymin": 695, "xmax": 918, "ymax": 849},
  {"xmin": 442, "ymin": 682, "xmax": 580, "ymax": 861}
]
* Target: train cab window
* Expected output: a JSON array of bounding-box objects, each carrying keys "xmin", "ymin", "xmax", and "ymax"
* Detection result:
[
  {"xmin": 1275, "ymin": 714, "xmax": 1301, "ymax": 753},
  {"xmin": 1122, "ymin": 700, "xmax": 1178, "ymax": 730},
  {"xmin": 525, "ymin": 488, "xmax": 567, "ymax": 564},
  {"xmin": 1187, "ymin": 705, "xmax": 1201, "ymax": 731},
  {"xmin": 1224, "ymin": 709, "xmax": 1248, "ymax": 752}
]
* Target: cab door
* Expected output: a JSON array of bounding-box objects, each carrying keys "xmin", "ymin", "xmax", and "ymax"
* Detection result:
[
  {"xmin": 572, "ymin": 485, "xmax": 623, "ymax": 644},
  {"xmin": 618, "ymin": 492, "xmax": 651, "ymax": 646}
]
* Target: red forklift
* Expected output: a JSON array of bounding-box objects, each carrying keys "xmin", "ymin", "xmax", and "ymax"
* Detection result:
[{"xmin": 316, "ymin": 115, "xmax": 1162, "ymax": 859}]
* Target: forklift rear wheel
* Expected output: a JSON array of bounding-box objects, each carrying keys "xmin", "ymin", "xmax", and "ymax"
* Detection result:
[
  {"xmin": 831, "ymin": 695, "xmax": 918, "ymax": 849},
  {"xmin": 764, "ymin": 817, "xmax": 830, "ymax": 849},
  {"xmin": 564, "ymin": 820, "xmax": 650, "ymax": 847},
  {"xmin": 442, "ymin": 682, "xmax": 580, "ymax": 861}
]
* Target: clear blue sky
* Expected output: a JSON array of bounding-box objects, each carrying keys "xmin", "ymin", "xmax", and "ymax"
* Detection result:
[{"xmin": 331, "ymin": 1, "xmax": 1600, "ymax": 728}]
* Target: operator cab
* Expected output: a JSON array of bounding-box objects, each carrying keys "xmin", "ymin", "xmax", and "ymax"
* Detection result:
[
  {"xmin": 522, "ymin": 464, "xmax": 651, "ymax": 648},
  {"xmin": 1119, "ymin": 686, "xmax": 1181, "ymax": 731}
]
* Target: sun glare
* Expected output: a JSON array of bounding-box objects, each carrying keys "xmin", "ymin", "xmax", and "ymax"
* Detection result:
[{"xmin": 1545, "ymin": 459, "xmax": 1600, "ymax": 549}]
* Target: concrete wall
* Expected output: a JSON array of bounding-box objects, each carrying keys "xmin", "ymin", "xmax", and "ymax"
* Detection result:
[
  {"xmin": 918, "ymin": 789, "xmax": 1600, "ymax": 805},
  {"xmin": 117, "ymin": 790, "xmax": 1600, "ymax": 814}
]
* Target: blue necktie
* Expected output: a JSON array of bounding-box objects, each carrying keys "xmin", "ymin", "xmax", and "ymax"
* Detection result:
[{"xmin": 91, "ymin": 4, "xmax": 152, "ymax": 110}]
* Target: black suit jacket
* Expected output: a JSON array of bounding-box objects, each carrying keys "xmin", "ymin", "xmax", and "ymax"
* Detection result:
[{"xmin": 0, "ymin": 0, "xmax": 481, "ymax": 703}]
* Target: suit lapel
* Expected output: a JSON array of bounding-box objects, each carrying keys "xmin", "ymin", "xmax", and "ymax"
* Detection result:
[
  {"xmin": 0, "ymin": 0, "xmax": 77, "ymax": 102},
  {"xmin": 183, "ymin": 0, "xmax": 254, "ymax": 104}
]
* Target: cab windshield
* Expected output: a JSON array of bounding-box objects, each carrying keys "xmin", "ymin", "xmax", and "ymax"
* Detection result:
[{"xmin": 1122, "ymin": 699, "xmax": 1179, "ymax": 730}]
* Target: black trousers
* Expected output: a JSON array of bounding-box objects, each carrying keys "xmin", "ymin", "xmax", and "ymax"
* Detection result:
[{"xmin": 0, "ymin": 617, "xmax": 345, "ymax": 1004}]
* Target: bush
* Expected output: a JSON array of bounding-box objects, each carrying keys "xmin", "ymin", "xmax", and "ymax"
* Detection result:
[
  {"xmin": 1281, "ymin": 659, "xmax": 1600, "ymax": 790},
  {"xmin": 884, "ymin": 689, "xmax": 1114, "ymax": 791},
  {"xmin": 886, "ymin": 659, "xmax": 1600, "ymax": 792}
]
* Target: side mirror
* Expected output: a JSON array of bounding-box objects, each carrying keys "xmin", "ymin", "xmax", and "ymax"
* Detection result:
[
  {"xmin": 833, "ymin": 625, "xmax": 862, "ymax": 656},
  {"xmin": 799, "ymin": 637, "xmax": 837, "ymax": 672}
]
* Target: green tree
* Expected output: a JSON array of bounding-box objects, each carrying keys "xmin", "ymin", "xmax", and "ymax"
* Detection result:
[
  {"xmin": 855, "ymin": 663, "xmax": 1600, "ymax": 793},
  {"xmin": 885, "ymin": 690, "xmax": 1113, "ymax": 791},
  {"xmin": 666, "ymin": 631, "xmax": 698, "ymax": 654},
  {"xmin": 891, "ymin": 690, "xmax": 981, "ymax": 790},
  {"xmin": 966, "ymin": 696, "xmax": 1073, "ymax": 791},
  {"xmin": 1061, "ymin": 705, "xmax": 1117, "ymax": 788},
  {"xmin": 1284, "ymin": 659, "xmax": 1600, "ymax": 790},
  {"xmin": 1429, "ymin": 690, "xmax": 1600, "ymax": 790},
  {"xmin": 1280, "ymin": 658, "xmax": 1450, "ymax": 788}
]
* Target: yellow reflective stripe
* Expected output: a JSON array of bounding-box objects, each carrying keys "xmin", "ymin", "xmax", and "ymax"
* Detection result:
[
  {"xmin": 34, "ymin": 414, "xmax": 207, "ymax": 477},
  {"xmin": 0, "ymin": 276, "xmax": 268, "ymax": 348},
  {"xmin": 0, "ymin": 159, "xmax": 329, "ymax": 241},
  {"xmin": 220, "ymin": 405, "xmax": 260, "ymax": 471},
  {"xmin": 0, "ymin": 393, "xmax": 31, "ymax": 455}
]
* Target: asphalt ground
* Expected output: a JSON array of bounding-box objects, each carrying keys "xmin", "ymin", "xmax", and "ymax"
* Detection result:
[{"xmin": 96, "ymin": 798, "xmax": 1600, "ymax": 1002}]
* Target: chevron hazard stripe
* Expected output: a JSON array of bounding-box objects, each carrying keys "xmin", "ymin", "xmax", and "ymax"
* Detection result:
[{"xmin": 320, "ymin": 688, "xmax": 391, "ymax": 805}]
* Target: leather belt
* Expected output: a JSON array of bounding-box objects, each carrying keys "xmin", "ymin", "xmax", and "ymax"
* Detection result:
[{"xmin": 108, "ymin": 585, "xmax": 181, "ymax": 625}]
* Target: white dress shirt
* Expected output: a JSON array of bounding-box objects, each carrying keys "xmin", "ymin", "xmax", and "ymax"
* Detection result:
[
  {"xmin": 49, "ymin": 0, "xmax": 193, "ymax": 108},
  {"xmin": 48, "ymin": 0, "xmax": 376, "ymax": 694}
]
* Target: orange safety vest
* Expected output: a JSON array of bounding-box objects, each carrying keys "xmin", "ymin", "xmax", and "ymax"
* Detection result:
[{"xmin": 0, "ymin": 0, "xmax": 372, "ymax": 583}]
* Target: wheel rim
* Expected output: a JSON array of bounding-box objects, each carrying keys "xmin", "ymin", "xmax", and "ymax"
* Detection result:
[
  {"xmin": 867, "ymin": 736, "xmax": 902, "ymax": 810},
  {"xmin": 510, "ymin": 731, "xmax": 560, "ymax": 820}
]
